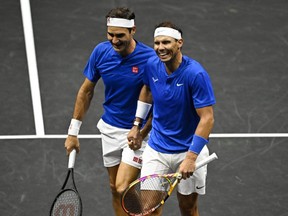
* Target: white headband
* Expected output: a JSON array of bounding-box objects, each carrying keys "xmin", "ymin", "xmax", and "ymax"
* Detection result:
[
  {"xmin": 154, "ymin": 27, "xmax": 182, "ymax": 40},
  {"xmin": 107, "ymin": 17, "xmax": 135, "ymax": 28}
]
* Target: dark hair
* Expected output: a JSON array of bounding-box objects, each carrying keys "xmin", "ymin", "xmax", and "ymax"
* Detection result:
[
  {"xmin": 155, "ymin": 21, "xmax": 183, "ymax": 37},
  {"xmin": 105, "ymin": 7, "xmax": 135, "ymax": 20}
]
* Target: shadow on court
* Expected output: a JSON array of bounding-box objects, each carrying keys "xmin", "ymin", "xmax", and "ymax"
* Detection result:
[{"xmin": 0, "ymin": 0, "xmax": 288, "ymax": 215}]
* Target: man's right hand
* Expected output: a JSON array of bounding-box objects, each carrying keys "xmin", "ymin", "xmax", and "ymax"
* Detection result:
[
  {"xmin": 64, "ymin": 135, "xmax": 80, "ymax": 155},
  {"xmin": 127, "ymin": 126, "xmax": 143, "ymax": 150}
]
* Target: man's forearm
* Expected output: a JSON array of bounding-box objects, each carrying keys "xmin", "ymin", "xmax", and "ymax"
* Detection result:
[{"xmin": 72, "ymin": 86, "xmax": 94, "ymax": 120}]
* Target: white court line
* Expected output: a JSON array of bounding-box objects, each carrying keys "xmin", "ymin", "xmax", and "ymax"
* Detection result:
[
  {"xmin": 0, "ymin": 134, "xmax": 101, "ymax": 139},
  {"xmin": 210, "ymin": 133, "xmax": 288, "ymax": 138},
  {"xmin": 0, "ymin": 133, "xmax": 288, "ymax": 140},
  {"xmin": 20, "ymin": 0, "xmax": 45, "ymax": 136}
]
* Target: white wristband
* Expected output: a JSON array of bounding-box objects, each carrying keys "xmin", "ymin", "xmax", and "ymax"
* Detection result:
[
  {"xmin": 135, "ymin": 100, "xmax": 152, "ymax": 120},
  {"xmin": 68, "ymin": 119, "xmax": 82, "ymax": 136}
]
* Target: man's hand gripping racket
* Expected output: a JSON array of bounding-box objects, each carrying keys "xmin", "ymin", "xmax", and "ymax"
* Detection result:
[
  {"xmin": 121, "ymin": 152, "xmax": 218, "ymax": 216},
  {"xmin": 49, "ymin": 149, "xmax": 82, "ymax": 216}
]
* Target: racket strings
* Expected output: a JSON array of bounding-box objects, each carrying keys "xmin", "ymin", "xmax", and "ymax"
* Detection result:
[
  {"xmin": 123, "ymin": 176, "xmax": 176, "ymax": 215},
  {"xmin": 51, "ymin": 190, "xmax": 81, "ymax": 216}
]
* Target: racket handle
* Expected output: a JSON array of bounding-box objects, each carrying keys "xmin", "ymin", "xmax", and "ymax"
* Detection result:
[
  {"xmin": 68, "ymin": 149, "xmax": 77, "ymax": 169},
  {"xmin": 195, "ymin": 152, "xmax": 218, "ymax": 170}
]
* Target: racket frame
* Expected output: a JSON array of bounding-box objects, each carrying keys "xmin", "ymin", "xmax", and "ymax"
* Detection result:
[
  {"xmin": 121, "ymin": 153, "xmax": 218, "ymax": 216},
  {"xmin": 49, "ymin": 150, "xmax": 83, "ymax": 216}
]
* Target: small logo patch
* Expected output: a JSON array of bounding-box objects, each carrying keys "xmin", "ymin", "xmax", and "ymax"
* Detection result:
[
  {"xmin": 133, "ymin": 156, "xmax": 142, "ymax": 164},
  {"xmin": 132, "ymin": 66, "xmax": 139, "ymax": 73},
  {"xmin": 152, "ymin": 77, "xmax": 159, "ymax": 82}
]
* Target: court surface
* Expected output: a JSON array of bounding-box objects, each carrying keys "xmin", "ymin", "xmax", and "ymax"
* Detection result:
[{"xmin": 1, "ymin": 0, "xmax": 288, "ymax": 215}]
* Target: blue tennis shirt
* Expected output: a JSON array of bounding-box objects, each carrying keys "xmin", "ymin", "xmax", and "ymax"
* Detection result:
[
  {"xmin": 83, "ymin": 41, "xmax": 155, "ymax": 129},
  {"xmin": 143, "ymin": 55, "xmax": 216, "ymax": 153}
]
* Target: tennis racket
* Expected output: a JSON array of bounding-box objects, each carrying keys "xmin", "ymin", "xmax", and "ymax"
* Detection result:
[
  {"xmin": 49, "ymin": 149, "xmax": 82, "ymax": 216},
  {"xmin": 121, "ymin": 152, "xmax": 218, "ymax": 216}
]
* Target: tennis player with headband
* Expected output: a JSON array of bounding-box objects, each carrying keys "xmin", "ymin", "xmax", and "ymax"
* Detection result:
[
  {"xmin": 127, "ymin": 21, "xmax": 216, "ymax": 216},
  {"xmin": 64, "ymin": 7, "xmax": 155, "ymax": 216}
]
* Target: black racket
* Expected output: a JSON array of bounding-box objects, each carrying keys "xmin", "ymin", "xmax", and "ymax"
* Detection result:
[
  {"xmin": 121, "ymin": 153, "xmax": 218, "ymax": 216},
  {"xmin": 49, "ymin": 149, "xmax": 82, "ymax": 216}
]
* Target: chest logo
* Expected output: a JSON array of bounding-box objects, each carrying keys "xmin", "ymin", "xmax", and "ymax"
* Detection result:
[
  {"xmin": 176, "ymin": 83, "xmax": 184, "ymax": 86},
  {"xmin": 132, "ymin": 66, "xmax": 139, "ymax": 73},
  {"xmin": 152, "ymin": 77, "xmax": 159, "ymax": 82}
]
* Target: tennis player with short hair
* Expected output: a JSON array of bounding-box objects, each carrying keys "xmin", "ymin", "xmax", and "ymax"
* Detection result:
[
  {"xmin": 64, "ymin": 7, "xmax": 155, "ymax": 215},
  {"xmin": 128, "ymin": 21, "xmax": 216, "ymax": 215}
]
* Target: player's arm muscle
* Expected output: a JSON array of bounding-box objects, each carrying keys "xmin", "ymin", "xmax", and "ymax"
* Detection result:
[
  {"xmin": 73, "ymin": 78, "xmax": 96, "ymax": 120},
  {"xmin": 139, "ymin": 85, "xmax": 153, "ymax": 104},
  {"xmin": 194, "ymin": 105, "xmax": 214, "ymax": 139}
]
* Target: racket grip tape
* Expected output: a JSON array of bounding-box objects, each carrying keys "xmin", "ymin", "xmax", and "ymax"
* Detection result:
[
  {"xmin": 68, "ymin": 149, "xmax": 77, "ymax": 169},
  {"xmin": 195, "ymin": 152, "xmax": 218, "ymax": 170}
]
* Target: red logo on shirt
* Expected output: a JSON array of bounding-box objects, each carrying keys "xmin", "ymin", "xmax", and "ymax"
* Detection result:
[
  {"xmin": 133, "ymin": 156, "xmax": 142, "ymax": 164},
  {"xmin": 132, "ymin": 66, "xmax": 139, "ymax": 73}
]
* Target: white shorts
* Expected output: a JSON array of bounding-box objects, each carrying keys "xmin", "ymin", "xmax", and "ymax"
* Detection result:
[
  {"xmin": 97, "ymin": 119, "xmax": 147, "ymax": 169},
  {"xmin": 141, "ymin": 144, "xmax": 209, "ymax": 195}
]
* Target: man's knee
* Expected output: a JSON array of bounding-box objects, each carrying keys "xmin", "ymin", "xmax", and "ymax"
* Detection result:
[
  {"xmin": 177, "ymin": 192, "xmax": 199, "ymax": 215},
  {"xmin": 115, "ymin": 181, "xmax": 128, "ymax": 195},
  {"xmin": 109, "ymin": 182, "xmax": 118, "ymax": 195}
]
